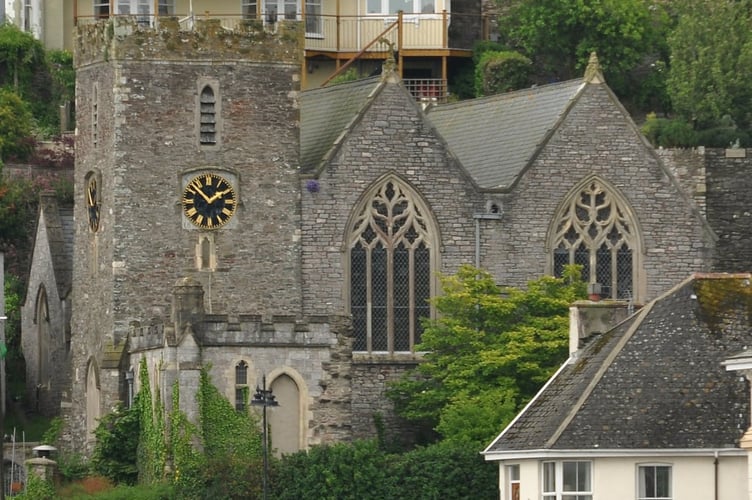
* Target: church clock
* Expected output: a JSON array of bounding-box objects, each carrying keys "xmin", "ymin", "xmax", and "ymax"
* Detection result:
[
  {"xmin": 182, "ymin": 173, "xmax": 237, "ymax": 229},
  {"xmin": 86, "ymin": 176, "xmax": 100, "ymax": 232}
]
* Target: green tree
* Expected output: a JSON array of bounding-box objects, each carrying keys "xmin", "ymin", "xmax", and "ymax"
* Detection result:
[
  {"xmin": 666, "ymin": 0, "xmax": 752, "ymax": 132},
  {"xmin": 0, "ymin": 88, "xmax": 33, "ymax": 160},
  {"xmin": 498, "ymin": 0, "xmax": 669, "ymax": 99},
  {"xmin": 387, "ymin": 265, "xmax": 585, "ymax": 446},
  {"xmin": 0, "ymin": 23, "xmax": 45, "ymax": 92}
]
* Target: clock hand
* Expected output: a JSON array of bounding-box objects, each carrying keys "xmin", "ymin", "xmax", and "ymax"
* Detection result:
[
  {"xmin": 190, "ymin": 181, "xmax": 212, "ymax": 203},
  {"xmin": 207, "ymin": 189, "xmax": 232, "ymax": 203}
]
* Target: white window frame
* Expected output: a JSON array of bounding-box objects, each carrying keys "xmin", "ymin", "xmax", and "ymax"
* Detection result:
[
  {"xmin": 305, "ymin": 0, "xmax": 322, "ymax": 36},
  {"xmin": 541, "ymin": 461, "xmax": 592, "ymax": 500},
  {"xmin": 366, "ymin": 0, "xmax": 440, "ymax": 15},
  {"xmin": 93, "ymin": 0, "xmax": 110, "ymax": 18},
  {"xmin": 637, "ymin": 464, "xmax": 672, "ymax": 500},
  {"xmin": 507, "ymin": 464, "xmax": 521, "ymax": 500}
]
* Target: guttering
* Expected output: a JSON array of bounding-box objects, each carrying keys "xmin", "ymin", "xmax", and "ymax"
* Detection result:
[{"xmin": 482, "ymin": 447, "xmax": 745, "ymax": 462}]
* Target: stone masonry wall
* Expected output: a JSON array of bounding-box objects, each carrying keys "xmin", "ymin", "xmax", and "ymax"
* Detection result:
[
  {"xmin": 301, "ymin": 78, "xmax": 483, "ymax": 317},
  {"xmin": 481, "ymin": 83, "xmax": 715, "ymax": 302},
  {"xmin": 704, "ymin": 148, "xmax": 752, "ymax": 272},
  {"xmin": 68, "ymin": 17, "xmax": 305, "ymax": 453}
]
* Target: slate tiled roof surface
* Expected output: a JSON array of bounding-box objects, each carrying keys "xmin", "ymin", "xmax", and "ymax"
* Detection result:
[
  {"xmin": 425, "ymin": 79, "xmax": 583, "ymax": 189},
  {"xmin": 486, "ymin": 274, "xmax": 752, "ymax": 453},
  {"xmin": 300, "ymin": 76, "xmax": 383, "ymax": 172},
  {"xmin": 48, "ymin": 205, "xmax": 74, "ymax": 298}
]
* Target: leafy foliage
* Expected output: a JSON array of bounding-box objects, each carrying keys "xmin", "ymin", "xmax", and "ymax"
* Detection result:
[
  {"xmin": 640, "ymin": 113, "xmax": 698, "ymax": 148},
  {"xmin": 0, "ymin": 24, "xmax": 73, "ymax": 133},
  {"xmin": 498, "ymin": 0, "xmax": 670, "ymax": 100},
  {"xmin": 0, "ymin": 88, "xmax": 33, "ymax": 160},
  {"xmin": 135, "ymin": 358, "xmax": 166, "ymax": 484},
  {"xmin": 474, "ymin": 50, "xmax": 532, "ymax": 96},
  {"xmin": 667, "ymin": 0, "xmax": 752, "ymax": 131},
  {"xmin": 388, "ymin": 264, "xmax": 585, "ymax": 446},
  {"xmin": 92, "ymin": 403, "xmax": 140, "ymax": 485},
  {"xmin": 272, "ymin": 439, "xmax": 497, "ymax": 500}
]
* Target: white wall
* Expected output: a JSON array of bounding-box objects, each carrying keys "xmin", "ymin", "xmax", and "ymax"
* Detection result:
[{"xmin": 496, "ymin": 454, "xmax": 747, "ymax": 500}]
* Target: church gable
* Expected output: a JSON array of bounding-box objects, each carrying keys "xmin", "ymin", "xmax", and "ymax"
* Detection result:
[
  {"xmin": 504, "ymin": 79, "xmax": 715, "ymax": 301},
  {"xmin": 300, "ymin": 77, "xmax": 482, "ymax": 317}
]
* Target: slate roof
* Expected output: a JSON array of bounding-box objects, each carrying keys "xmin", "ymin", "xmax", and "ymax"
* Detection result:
[
  {"xmin": 425, "ymin": 79, "xmax": 584, "ymax": 190},
  {"xmin": 39, "ymin": 194, "xmax": 74, "ymax": 299},
  {"xmin": 300, "ymin": 76, "xmax": 383, "ymax": 173},
  {"xmin": 484, "ymin": 273, "xmax": 752, "ymax": 455}
]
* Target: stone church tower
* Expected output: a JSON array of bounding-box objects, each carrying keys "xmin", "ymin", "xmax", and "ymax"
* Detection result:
[{"xmin": 67, "ymin": 18, "xmax": 353, "ymax": 454}]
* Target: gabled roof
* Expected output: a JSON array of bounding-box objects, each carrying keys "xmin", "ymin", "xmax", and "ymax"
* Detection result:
[
  {"xmin": 426, "ymin": 79, "xmax": 584, "ymax": 189},
  {"xmin": 300, "ymin": 76, "xmax": 383, "ymax": 173},
  {"xmin": 484, "ymin": 273, "xmax": 752, "ymax": 456},
  {"xmin": 37, "ymin": 193, "xmax": 74, "ymax": 299}
]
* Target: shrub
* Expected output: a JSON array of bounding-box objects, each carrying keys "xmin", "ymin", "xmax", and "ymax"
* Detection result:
[
  {"xmin": 695, "ymin": 126, "xmax": 751, "ymax": 148},
  {"xmin": 475, "ymin": 51, "xmax": 532, "ymax": 97},
  {"xmin": 92, "ymin": 403, "xmax": 140, "ymax": 485},
  {"xmin": 640, "ymin": 113, "xmax": 697, "ymax": 148},
  {"xmin": 272, "ymin": 439, "xmax": 498, "ymax": 500}
]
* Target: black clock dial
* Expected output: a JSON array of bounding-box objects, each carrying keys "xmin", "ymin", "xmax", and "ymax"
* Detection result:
[
  {"xmin": 87, "ymin": 177, "xmax": 100, "ymax": 232},
  {"xmin": 182, "ymin": 173, "xmax": 237, "ymax": 229}
]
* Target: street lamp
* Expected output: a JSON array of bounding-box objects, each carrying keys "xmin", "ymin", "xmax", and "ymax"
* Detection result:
[{"xmin": 251, "ymin": 375, "xmax": 278, "ymax": 500}]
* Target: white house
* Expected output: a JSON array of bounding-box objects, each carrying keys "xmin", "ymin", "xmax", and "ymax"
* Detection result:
[{"xmin": 483, "ymin": 273, "xmax": 752, "ymax": 500}]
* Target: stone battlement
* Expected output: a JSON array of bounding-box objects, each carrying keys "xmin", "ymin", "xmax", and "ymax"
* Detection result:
[
  {"xmin": 128, "ymin": 314, "xmax": 338, "ymax": 352},
  {"xmin": 74, "ymin": 15, "xmax": 304, "ymax": 68}
]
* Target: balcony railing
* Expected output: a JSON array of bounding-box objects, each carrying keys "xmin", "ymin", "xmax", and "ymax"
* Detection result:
[
  {"xmin": 403, "ymin": 78, "xmax": 448, "ymax": 104},
  {"xmin": 75, "ymin": 11, "xmax": 482, "ymax": 54}
]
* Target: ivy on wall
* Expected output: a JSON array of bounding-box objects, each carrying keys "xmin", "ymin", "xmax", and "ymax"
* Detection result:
[{"xmin": 135, "ymin": 357, "xmax": 166, "ymax": 484}]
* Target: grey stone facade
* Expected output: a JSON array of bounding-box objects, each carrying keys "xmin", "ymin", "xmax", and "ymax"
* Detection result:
[{"xmin": 43, "ymin": 14, "xmax": 752, "ymax": 457}]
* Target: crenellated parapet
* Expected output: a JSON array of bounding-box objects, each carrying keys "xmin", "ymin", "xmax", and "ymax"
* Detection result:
[
  {"xmin": 74, "ymin": 15, "xmax": 304, "ymax": 68},
  {"xmin": 128, "ymin": 314, "xmax": 340, "ymax": 353},
  {"xmin": 128, "ymin": 321, "xmax": 165, "ymax": 351}
]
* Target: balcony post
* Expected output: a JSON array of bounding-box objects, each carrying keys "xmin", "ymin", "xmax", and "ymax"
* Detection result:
[
  {"xmin": 442, "ymin": 10, "xmax": 447, "ymax": 49},
  {"xmin": 397, "ymin": 11, "xmax": 403, "ymax": 78}
]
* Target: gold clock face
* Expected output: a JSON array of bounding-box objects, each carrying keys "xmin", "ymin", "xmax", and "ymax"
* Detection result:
[
  {"xmin": 86, "ymin": 177, "xmax": 100, "ymax": 232},
  {"xmin": 182, "ymin": 173, "xmax": 237, "ymax": 229}
]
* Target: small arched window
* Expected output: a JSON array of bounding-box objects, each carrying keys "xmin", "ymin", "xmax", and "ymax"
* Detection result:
[
  {"xmin": 551, "ymin": 178, "xmax": 640, "ymax": 300},
  {"xmin": 199, "ymin": 85, "xmax": 217, "ymax": 146},
  {"xmin": 235, "ymin": 361, "xmax": 249, "ymax": 411}
]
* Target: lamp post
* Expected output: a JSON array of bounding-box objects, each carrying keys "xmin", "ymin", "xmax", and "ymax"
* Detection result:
[{"xmin": 251, "ymin": 375, "xmax": 278, "ymax": 500}]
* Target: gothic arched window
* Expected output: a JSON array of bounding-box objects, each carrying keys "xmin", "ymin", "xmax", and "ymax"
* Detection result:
[
  {"xmin": 348, "ymin": 177, "xmax": 437, "ymax": 354},
  {"xmin": 551, "ymin": 178, "xmax": 640, "ymax": 301}
]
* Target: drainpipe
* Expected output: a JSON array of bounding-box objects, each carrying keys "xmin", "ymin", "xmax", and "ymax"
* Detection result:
[
  {"xmin": 714, "ymin": 450, "xmax": 718, "ymax": 500},
  {"xmin": 473, "ymin": 212, "xmax": 503, "ymax": 269}
]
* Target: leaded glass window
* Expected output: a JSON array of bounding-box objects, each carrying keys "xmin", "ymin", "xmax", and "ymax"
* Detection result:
[
  {"xmin": 552, "ymin": 179, "xmax": 637, "ymax": 300},
  {"xmin": 235, "ymin": 361, "xmax": 248, "ymax": 411},
  {"xmin": 349, "ymin": 179, "xmax": 434, "ymax": 353}
]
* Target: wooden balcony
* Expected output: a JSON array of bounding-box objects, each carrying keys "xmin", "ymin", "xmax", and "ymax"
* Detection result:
[{"xmin": 74, "ymin": 11, "xmax": 482, "ymax": 58}]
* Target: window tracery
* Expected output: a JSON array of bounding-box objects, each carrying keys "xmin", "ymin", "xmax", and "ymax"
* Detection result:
[
  {"xmin": 552, "ymin": 179, "xmax": 638, "ymax": 300},
  {"xmin": 348, "ymin": 178, "xmax": 435, "ymax": 353}
]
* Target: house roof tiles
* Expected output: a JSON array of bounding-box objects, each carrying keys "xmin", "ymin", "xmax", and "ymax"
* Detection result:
[{"xmin": 485, "ymin": 274, "xmax": 752, "ymax": 454}]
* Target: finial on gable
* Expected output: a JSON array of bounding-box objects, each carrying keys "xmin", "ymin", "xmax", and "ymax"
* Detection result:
[
  {"xmin": 584, "ymin": 52, "xmax": 605, "ymax": 84},
  {"xmin": 380, "ymin": 38, "xmax": 400, "ymax": 83}
]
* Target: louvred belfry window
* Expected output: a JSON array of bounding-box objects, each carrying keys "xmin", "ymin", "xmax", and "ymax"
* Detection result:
[
  {"xmin": 200, "ymin": 86, "xmax": 217, "ymax": 146},
  {"xmin": 349, "ymin": 178, "xmax": 435, "ymax": 354},
  {"xmin": 552, "ymin": 179, "xmax": 638, "ymax": 300}
]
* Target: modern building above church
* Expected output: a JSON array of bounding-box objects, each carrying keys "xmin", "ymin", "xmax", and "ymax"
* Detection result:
[{"xmin": 19, "ymin": 14, "xmax": 752, "ymax": 456}]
